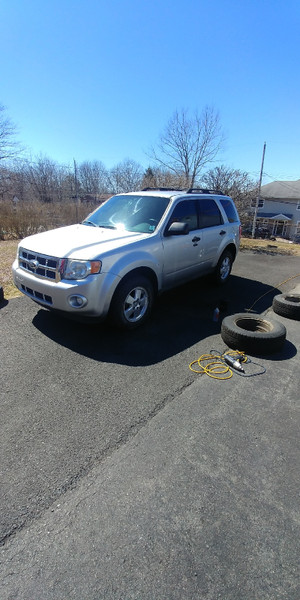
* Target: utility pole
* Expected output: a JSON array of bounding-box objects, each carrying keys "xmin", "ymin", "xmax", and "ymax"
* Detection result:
[
  {"xmin": 252, "ymin": 142, "xmax": 266, "ymax": 238},
  {"xmin": 73, "ymin": 159, "xmax": 80, "ymax": 222}
]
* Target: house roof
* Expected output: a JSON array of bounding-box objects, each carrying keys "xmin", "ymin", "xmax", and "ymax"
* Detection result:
[
  {"xmin": 261, "ymin": 180, "xmax": 300, "ymax": 199},
  {"xmin": 257, "ymin": 212, "xmax": 293, "ymax": 220}
]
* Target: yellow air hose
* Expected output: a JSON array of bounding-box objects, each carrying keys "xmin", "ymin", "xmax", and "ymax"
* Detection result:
[
  {"xmin": 246, "ymin": 273, "xmax": 300, "ymax": 313},
  {"xmin": 189, "ymin": 350, "xmax": 247, "ymax": 380}
]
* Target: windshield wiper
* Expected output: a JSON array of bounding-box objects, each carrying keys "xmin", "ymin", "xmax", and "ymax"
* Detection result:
[
  {"xmin": 82, "ymin": 220, "xmax": 98, "ymax": 227},
  {"xmin": 98, "ymin": 224, "xmax": 117, "ymax": 229},
  {"xmin": 83, "ymin": 220, "xmax": 118, "ymax": 230}
]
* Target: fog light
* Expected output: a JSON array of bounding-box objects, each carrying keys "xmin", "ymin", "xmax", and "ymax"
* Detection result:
[{"xmin": 68, "ymin": 294, "xmax": 88, "ymax": 308}]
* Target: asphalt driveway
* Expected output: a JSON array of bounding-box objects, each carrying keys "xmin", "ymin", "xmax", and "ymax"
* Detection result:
[{"xmin": 0, "ymin": 251, "xmax": 300, "ymax": 599}]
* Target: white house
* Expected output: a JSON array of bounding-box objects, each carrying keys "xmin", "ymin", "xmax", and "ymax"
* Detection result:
[{"xmin": 251, "ymin": 180, "xmax": 300, "ymax": 239}]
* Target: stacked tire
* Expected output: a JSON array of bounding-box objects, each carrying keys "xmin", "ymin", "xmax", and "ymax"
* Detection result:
[{"xmin": 272, "ymin": 293, "xmax": 300, "ymax": 321}]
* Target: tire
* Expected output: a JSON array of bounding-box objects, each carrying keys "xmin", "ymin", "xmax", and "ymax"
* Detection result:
[
  {"xmin": 214, "ymin": 250, "xmax": 233, "ymax": 284},
  {"xmin": 221, "ymin": 313, "xmax": 286, "ymax": 355},
  {"xmin": 272, "ymin": 293, "xmax": 300, "ymax": 321},
  {"xmin": 110, "ymin": 275, "xmax": 154, "ymax": 329}
]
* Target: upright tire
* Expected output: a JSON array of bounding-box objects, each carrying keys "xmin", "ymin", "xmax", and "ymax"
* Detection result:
[
  {"xmin": 110, "ymin": 274, "xmax": 154, "ymax": 329},
  {"xmin": 221, "ymin": 313, "xmax": 286, "ymax": 355},
  {"xmin": 272, "ymin": 293, "xmax": 300, "ymax": 321}
]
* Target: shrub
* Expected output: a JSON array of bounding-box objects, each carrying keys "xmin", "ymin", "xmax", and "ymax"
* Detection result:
[{"xmin": 0, "ymin": 200, "xmax": 98, "ymax": 240}]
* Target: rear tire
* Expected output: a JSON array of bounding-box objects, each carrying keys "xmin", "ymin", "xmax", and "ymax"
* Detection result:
[
  {"xmin": 214, "ymin": 250, "xmax": 233, "ymax": 284},
  {"xmin": 110, "ymin": 275, "xmax": 154, "ymax": 329}
]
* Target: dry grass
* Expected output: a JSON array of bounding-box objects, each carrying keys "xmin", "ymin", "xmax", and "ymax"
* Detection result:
[
  {"xmin": 0, "ymin": 200, "xmax": 97, "ymax": 300},
  {"xmin": 0, "ymin": 239, "xmax": 22, "ymax": 299},
  {"xmin": 240, "ymin": 237, "xmax": 300, "ymax": 255},
  {"xmin": 1, "ymin": 237, "xmax": 300, "ymax": 301}
]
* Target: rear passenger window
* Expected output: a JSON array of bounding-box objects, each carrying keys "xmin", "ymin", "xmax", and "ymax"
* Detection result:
[
  {"xmin": 198, "ymin": 199, "xmax": 223, "ymax": 228},
  {"xmin": 220, "ymin": 198, "xmax": 239, "ymax": 223},
  {"xmin": 166, "ymin": 200, "xmax": 198, "ymax": 231}
]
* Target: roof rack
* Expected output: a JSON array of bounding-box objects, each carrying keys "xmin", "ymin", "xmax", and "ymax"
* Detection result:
[
  {"xmin": 186, "ymin": 188, "xmax": 225, "ymax": 195},
  {"xmin": 141, "ymin": 187, "xmax": 225, "ymax": 195},
  {"xmin": 141, "ymin": 187, "xmax": 184, "ymax": 191}
]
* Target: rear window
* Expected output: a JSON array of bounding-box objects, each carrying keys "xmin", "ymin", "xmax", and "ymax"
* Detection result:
[
  {"xmin": 220, "ymin": 198, "xmax": 239, "ymax": 223},
  {"xmin": 198, "ymin": 198, "xmax": 223, "ymax": 228}
]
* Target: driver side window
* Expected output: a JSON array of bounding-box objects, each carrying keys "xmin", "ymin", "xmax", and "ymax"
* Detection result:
[{"xmin": 166, "ymin": 200, "xmax": 198, "ymax": 232}]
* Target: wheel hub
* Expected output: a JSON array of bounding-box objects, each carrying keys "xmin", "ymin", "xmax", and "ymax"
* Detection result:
[
  {"xmin": 124, "ymin": 287, "xmax": 148, "ymax": 322},
  {"xmin": 220, "ymin": 257, "xmax": 230, "ymax": 280}
]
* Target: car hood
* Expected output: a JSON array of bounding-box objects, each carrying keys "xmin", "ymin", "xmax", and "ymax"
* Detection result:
[{"xmin": 20, "ymin": 224, "xmax": 148, "ymax": 260}]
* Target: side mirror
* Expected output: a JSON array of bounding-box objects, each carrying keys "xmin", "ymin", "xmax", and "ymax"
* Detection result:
[{"xmin": 166, "ymin": 222, "xmax": 189, "ymax": 236}]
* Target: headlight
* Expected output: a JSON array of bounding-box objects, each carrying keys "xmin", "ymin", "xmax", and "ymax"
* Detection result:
[{"xmin": 60, "ymin": 259, "xmax": 101, "ymax": 280}]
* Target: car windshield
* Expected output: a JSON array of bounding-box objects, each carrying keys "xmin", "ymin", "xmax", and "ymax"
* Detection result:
[{"xmin": 82, "ymin": 194, "xmax": 170, "ymax": 234}]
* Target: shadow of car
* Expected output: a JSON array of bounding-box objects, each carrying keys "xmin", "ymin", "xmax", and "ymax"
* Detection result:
[{"xmin": 32, "ymin": 274, "xmax": 284, "ymax": 367}]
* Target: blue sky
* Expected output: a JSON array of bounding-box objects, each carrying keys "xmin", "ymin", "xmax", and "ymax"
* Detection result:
[{"xmin": 1, "ymin": 0, "xmax": 300, "ymax": 184}]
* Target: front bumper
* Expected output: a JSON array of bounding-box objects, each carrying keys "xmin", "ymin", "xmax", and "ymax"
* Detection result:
[{"xmin": 12, "ymin": 260, "xmax": 119, "ymax": 318}]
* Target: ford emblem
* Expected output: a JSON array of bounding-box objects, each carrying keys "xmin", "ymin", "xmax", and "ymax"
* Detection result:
[{"xmin": 28, "ymin": 259, "xmax": 39, "ymax": 270}]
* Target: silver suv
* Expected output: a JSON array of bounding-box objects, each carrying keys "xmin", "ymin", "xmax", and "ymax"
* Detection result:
[{"xmin": 13, "ymin": 188, "xmax": 241, "ymax": 328}]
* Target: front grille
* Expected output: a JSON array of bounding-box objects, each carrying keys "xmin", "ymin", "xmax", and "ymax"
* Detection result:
[
  {"xmin": 21, "ymin": 285, "xmax": 53, "ymax": 305},
  {"xmin": 19, "ymin": 248, "xmax": 59, "ymax": 281}
]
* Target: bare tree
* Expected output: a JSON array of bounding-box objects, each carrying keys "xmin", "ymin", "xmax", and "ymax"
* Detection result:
[
  {"xmin": 201, "ymin": 165, "xmax": 257, "ymax": 220},
  {"xmin": 0, "ymin": 104, "xmax": 22, "ymax": 161},
  {"xmin": 150, "ymin": 107, "xmax": 224, "ymax": 188},
  {"xmin": 78, "ymin": 160, "xmax": 108, "ymax": 198},
  {"xmin": 0, "ymin": 165, "xmax": 13, "ymax": 200},
  {"xmin": 23, "ymin": 155, "xmax": 67, "ymax": 203},
  {"xmin": 141, "ymin": 166, "xmax": 187, "ymax": 189},
  {"xmin": 108, "ymin": 159, "xmax": 143, "ymax": 193}
]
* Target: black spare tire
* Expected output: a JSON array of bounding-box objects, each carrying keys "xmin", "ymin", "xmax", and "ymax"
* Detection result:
[
  {"xmin": 221, "ymin": 313, "xmax": 286, "ymax": 355},
  {"xmin": 272, "ymin": 293, "xmax": 300, "ymax": 321}
]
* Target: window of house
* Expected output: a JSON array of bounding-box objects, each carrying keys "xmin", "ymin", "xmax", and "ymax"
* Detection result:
[
  {"xmin": 251, "ymin": 198, "xmax": 264, "ymax": 208},
  {"xmin": 297, "ymin": 200, "xmax": 300, "ymax": 210}
]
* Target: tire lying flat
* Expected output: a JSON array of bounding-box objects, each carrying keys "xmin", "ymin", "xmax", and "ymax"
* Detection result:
[
  {"xmin": 221, "ymin": 313, "xmax": 286, "ymax": 355},
  {"xmin": 272, "ymin": 293, "xmax": 300, "ymax": 321}
]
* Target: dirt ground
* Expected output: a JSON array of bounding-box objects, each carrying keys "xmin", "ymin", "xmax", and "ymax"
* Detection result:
[{"xmin": 1, "ymin": 237, "xmax": 300, "ymax": 300}]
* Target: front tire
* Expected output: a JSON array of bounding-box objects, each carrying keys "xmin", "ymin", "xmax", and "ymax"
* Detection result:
[{"xmin": 110, "ymin": 275, "xmax": 154, "ymax": 329}]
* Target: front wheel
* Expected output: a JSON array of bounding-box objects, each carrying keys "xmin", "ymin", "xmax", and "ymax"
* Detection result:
[
  {"xmin": 214, "ymin": 250, "xmax": 233, "ymax": 284},
  {"xmin": 110, "ymin": 275, "xmax": 154, "ymax": 329}
]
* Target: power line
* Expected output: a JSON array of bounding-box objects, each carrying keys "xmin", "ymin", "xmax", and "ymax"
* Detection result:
[{"xmin": 263, "ymin": 173, "xmax": 300, "ymax": 195}]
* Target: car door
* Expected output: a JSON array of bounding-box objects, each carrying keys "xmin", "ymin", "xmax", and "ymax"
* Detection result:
[
  {"xmin": 162, "ymin": 199, "xmax": 206, "ymax": 287},
  {"xmin": 196, "ymin": 198, "xmax": 226, "ymax": 267}
]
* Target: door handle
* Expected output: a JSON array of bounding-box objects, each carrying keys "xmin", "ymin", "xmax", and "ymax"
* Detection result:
[
  {"xmin": 219, "ymin": 230, "xmax": 226, "ymax": 235},
  {"xmin": 192, "ymin": 236, "xmax": 201, "ymax": 242}
]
